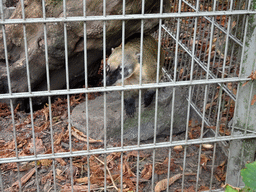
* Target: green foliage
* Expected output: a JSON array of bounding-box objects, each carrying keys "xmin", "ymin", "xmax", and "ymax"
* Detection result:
[
  {"xmin": 241, "ymin": 162, "xmax": 256, "ymax": 191},
  {"xmin": 225, "ymin": 185, "xmax": 239, "ymax": 192},
  {"xmin": 225, "ymin": 162, "xmax": 256, "ymax": 192}
]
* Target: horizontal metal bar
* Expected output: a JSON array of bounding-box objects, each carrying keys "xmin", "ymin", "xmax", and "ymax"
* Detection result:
[
  {"xmin": 182, "ymin": 0, "xmax": 243, "ymax": 47},
  {"xmin": 0, "ymin": 10, "xmax": 255, "ymax": 25},
  {"xmin": 0, "ymin": 77, "xmax": 249, "ymax": 100},
  {"xmin": 1, "ymin": 133, "xmax": 256, "ymax": 164},
  {"xmin": 162, "ymin": 24, "xmax": 237, "ymax": 101}
]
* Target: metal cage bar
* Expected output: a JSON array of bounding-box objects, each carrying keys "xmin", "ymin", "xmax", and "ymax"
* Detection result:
[{"xmin": 0, "ymin": 0, "xmax": 255, "ymax": 191}]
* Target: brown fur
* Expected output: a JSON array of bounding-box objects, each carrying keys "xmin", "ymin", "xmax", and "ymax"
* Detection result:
[{"xmin": 107, "ymin": 35, "xmax": 164, "ymax": 98}]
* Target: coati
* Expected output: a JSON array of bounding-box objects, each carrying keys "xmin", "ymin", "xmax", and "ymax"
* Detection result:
[{"xmin": 105, "ymin": 34, "xmax": 164, "ymax": 116}]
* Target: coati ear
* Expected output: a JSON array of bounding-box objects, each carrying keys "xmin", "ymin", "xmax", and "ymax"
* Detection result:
[
  {"xmin": 135, "ymin": 52, "xmax": 141, "ymax": 63},
  {"xmin": 111, "ymin": 48, "xmax": 115, "ymax": 53}
]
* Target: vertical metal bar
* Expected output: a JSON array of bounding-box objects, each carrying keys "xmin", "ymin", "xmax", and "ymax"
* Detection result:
[
  {"xmin": 10, "ymin": 100, "xmax": 21, "ymax": 191},
  {"xmin": 42, "ymin": 0, "xmax": 51, "ymax": 92},
  {"xmin": 83, "ymin": 1, "xmax": 90, "ymax": 191},
  {"xmin": 181, "ymin": 145, "xmax": 187, "ymax": 191},
  {"xmin": 48, "ymin": 98, "xmax": 57, "ymax": 191},
  {"xmin": 209, "ymin": 143, "xmax": 217, "ymax": 191},
  {"xmin": 167, "ymin": 1, "xmax": 181, "ymax": 190},
  {"xmin": 17, "ymin": 163, "xmax": 22, "ymax": 192},
  {"xmin": 83, "ymin": 2, "xmax": 87, "ymax": 90},
  {"xmin": 196, "ymin": 1, "xmax": 217, "ymax": 189},
  {"xmin": 215, "ymin": 86, "xmax": 223, "ymax": 139},
  {"xmin": 137, "ymin": 22, "xmax": 144, "ymax": 147},
  {"xmin": 63, "ymin": 0, "xmax": 70, "ymax": 149},
  {"xmin": 69, "ymin": 157, "xmax": 74, "ymax": 192},
  {"xmin": 1, "ymin": 28, "xmax": 11, "ymax": 95},
  {"xmin": 41, "ymin": 0, "xmax": 57, "ymax": 186},
  {"xmin": 195, "ymin": 144, "xmax": 202, "ymax": 192},
  {"xmin": 29, "ymin": 98, "xmax": 39, "ymax": 192},
  {"xmin": 40, "ymin": 4, "xmax": 57, "ymax": 189},
  {"xmin": 121, "ymin": 2, "xmax": 125, "ymax": 146},
  {"xmin": 149, "ymin": 149, "xmax": 154, "ymax": 191},
  {"xmin": 137, "ymin": 1, "xmax": 145, "ymax": 191},
  {"xmin": 183, "ymin": 0, "xmax": 199, "ymax": 190},
  {"xmin": 0, "ymin": 169, "xmax": 3, "ymax": 191},
  {"xmin": 52, "ymin": 160, "xmax": 57, "ymax": 191},
  {"xmin": 2, "ymin": 22, "xmax": 20, "ymax": 160},
  {"xmin": 102, "ymin": 0, "xmax": 107, "ymax": 191},
  {"xmin": 63, "ymin": 1, "xmax": 73, "ymax": 191},
  {"xmin": 20, "ymin": 0, "xmax": 32, "ymax": 93},
  {"xmin": 248, "ymin": 0, "xmax": 252, "ymax": 10},
  {"xmin": 85, "ymin": 94, "xmax": 90, "ymax": 191},
  {"xmin": 152, "ymin": 1, "xmax": 163, "ymax": 190},
  {"xmin": 166, "ymin": 147, "xmax": 172, "ymax": 192},
  {"xmin": 120, "ymin": 1, "xmax": 126, "ymax": 190},
  {"xmin": 103, "ymin": 0, "xmax": 107, "ymax": 148},
  {"xmin": 87, "ymin": 155, "xmax": 90, "ymax": 191},
  {"xmin": 136, "ymin": 151, "xmax": 140, "ymax": 192},
  {"xmin": 20, "ymin": 0, "xmax": 40, "ymax": 188},
  {"xmin": 221, "ymin": 3, "xmax": 233, "ymax": 79},
  {"xmin": 0, "ymin": 0, "xmax": 3, "ymax": 20}
]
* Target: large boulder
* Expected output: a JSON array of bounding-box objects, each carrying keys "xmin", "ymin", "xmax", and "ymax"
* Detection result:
[
  {"xmin": 0, "ymin": 0, "xmax": 170, "ymax": 109},
  {"xmin": 71, "ymin": 86, "xmax": 199, "ymax": 141}
]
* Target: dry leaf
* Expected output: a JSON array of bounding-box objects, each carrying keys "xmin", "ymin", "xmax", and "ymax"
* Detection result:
[
  {"xmin": 18, "ymin": 162, "xmax": 36, "ymax": 172},
  {"xmin": 202, "ymin": 144, "xmax": 213, "ymax": 149},
  {"xmin": 75, "ymin": 177, "xmax": 88, "ymax": 184},
  {"xmin": 155, "ymin": 174, "xmax": 182, "ymax": 192},
  {"xmin": 62, "ymin": 184, "xmax": 98, "ymax": 191},
  {"xmin": 41, "ymin": 170, "xmax": 53, "ymax": 184},
  {"xmin": 71, "ymin": 127, "xmax": 103, "ymax": 143},
  {"xmin": 184, "ymin": 186, "xmax": 195, "ymax": 192},
  {"xmin": 126, "ymin": 150, "xmax": 147, "ymax": 158},
  {"xmin": 141, "ymin": 164, "xmax": 152, "ymax": 180},
  {"xmin": 242, "ymin": 81, "xmax": 249, "ymax": 87},
  {"xmin": 231, "ymin": 21, "xmax": 236, "ymax": 29},
  {"xmin": 174, "ymin": 145, "xmax": 183, "ymax": 152},
  {"xmin": 200, "ymin": 154, "xmax": 209, "ymax": 169},
  {"xmin": 27, "ymin": 138, "xmax": 45, "ymax": 154},
  {"xmin": 56, "ymin": 168, "xmax": 62, "ymax": 176},
  {"xmin": 243, "ymin": 70, "xmax": 256, "ymax": 86},
  {"xmin": 56, "ymin": 175, "xmax": 66, "ymax": 181},
  {"xmin": 251, "ymin": 95, "xmax": 256, "ymax": 105},
  {"xmin": 56, "ymin": 158, "xmax": 67, "ymax": 166},
  {"xmin": 203, "ymin": 102, "xmax": 217, "ymax": 112},
  {"xmin": 227, "ymin": 83, "xmax": 232, "ymax": 90},
  {"xmin": 179, "ymin": 68, "xmax": 184, "ymax": 77},
  {"xmin": 12, "ymin": 168, "xmax": 36, "ymax": 187}
]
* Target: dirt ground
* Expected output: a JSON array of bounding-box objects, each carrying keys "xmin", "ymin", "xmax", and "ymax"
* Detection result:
[{"xmin": 0, "ymin": 96, "xmax": 227, "ymax": 192}]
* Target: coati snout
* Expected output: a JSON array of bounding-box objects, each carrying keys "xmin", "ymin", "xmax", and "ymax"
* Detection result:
[
  {"xmin": 106, "ymin": 53, "xmax": 137, "ymax": 86},
  {"xmin": 105, "ymin": 35, "xmax": 164, "ymax": 117}
]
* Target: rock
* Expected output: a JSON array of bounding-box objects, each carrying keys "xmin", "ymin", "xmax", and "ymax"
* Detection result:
[
  {"xmin": 0, "ymin": 0, "xmax": 170, "ymax": 110},
  {"xmin": 71, "ymin": 86, "xmax": 198, "ymax": 141},
  {"xmin": 0, "ymin": 0, "xmax": 17, "ymax": 19}
]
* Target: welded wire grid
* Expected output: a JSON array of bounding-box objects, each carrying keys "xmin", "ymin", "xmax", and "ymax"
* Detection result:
[{"xmin": 0, "ymin": 0, "xmax": 255, "ymax": 191}]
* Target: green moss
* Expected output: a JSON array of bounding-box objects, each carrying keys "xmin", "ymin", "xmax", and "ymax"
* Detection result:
[
  {"xmin": 46, "ymin": 0, "xmax": 63, "ymax": 6},
  {"xmin": 123, "ymin": 106, "xmax": 165, "ymax": 131}
]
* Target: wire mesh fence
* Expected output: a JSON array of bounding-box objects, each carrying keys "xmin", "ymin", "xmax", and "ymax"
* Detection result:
[{"xmin": 0, "ymin": 0, "xmax": 255, "ymax": 191}]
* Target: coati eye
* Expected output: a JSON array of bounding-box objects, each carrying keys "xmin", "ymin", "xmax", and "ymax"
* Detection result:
[{"xmin": 120, "ymin": 66, "xmax": 133, "ymax": 78}]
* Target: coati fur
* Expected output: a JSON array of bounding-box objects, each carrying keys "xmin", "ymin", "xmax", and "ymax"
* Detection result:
[{"xmin": 105, "ymin": 34, "xmax": 164, "ymax": 116}]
